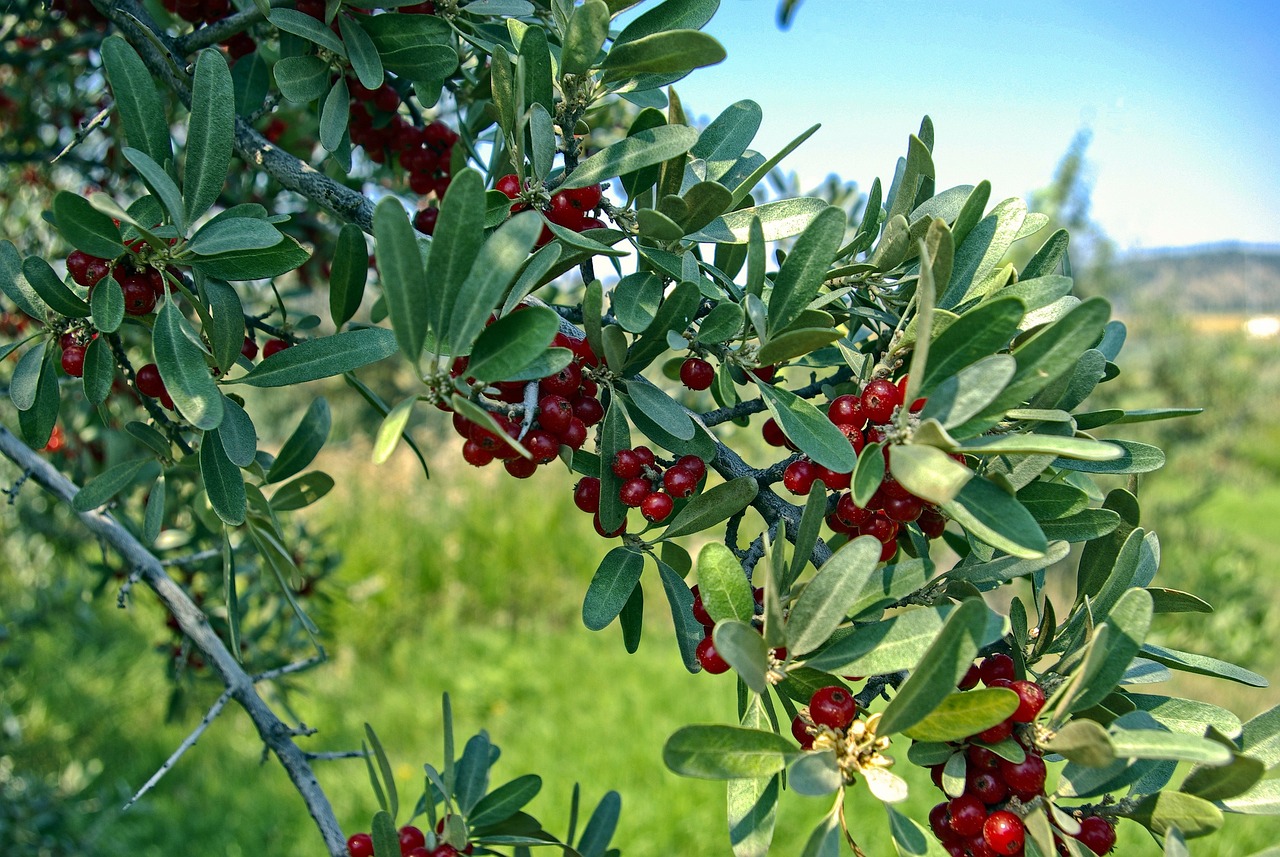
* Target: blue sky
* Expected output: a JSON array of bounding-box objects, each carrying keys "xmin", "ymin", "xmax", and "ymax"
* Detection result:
[{"xmin": 672, "ymin": 0, "xmax": 1280, "ymax": 250}]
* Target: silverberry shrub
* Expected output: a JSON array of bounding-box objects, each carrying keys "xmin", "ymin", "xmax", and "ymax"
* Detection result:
[{"xmin": 0, "ymin": 1, "xmax": 1278, "ymax": 855}]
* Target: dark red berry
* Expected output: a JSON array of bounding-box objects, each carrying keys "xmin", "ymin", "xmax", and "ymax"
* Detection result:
[
  {"xmin": 593, "ymin": 512, "xmax": 626, "ymax": 538},
  {"xmin": 808, "ymin": 686, "xmax": 857, "ymax": 730},
  {"xmin": 966, "ymin": 769, "xmax": 1008, "ymax": 805},
  {"xmin": 135, "ymin": 363, "xmax": 166, "ymax": 398},
  {"xmin": 413, "ymin": 207, "xmax": 439, "ymax": 235},
  {"xmin": 562, "ymin": 183, "xmax": 602, "ymax": 212},
  {"xmin": 929, "ymin": 802, "xmax": 957, "ymax": 842},
  {"xmin": 461, "ymin": 439, "xmax": 494, "ymax": 467},
  {"xmin": 540, "ymin": 361, "xmax": 582, "ymax": 397},
  {"xmin": 573, "ymin": 477, "xmax": 601, "ymax": 513},
  {"xmin": 524, "ymin": 429, "xmax": 560, "ymax": 463},
  {"xmin": 545, "ymin": 192, "xmax": 585, "ymax": 230},
  {"xmin": 696, "ymin": 635, "xmax": 730, "ymax": 674},
  {"xmin": 748, "ymin": 365, "xmax": 775, "ymax": 383},
  {"xmin": 572, "ymin": 395, "xmax": 604, "ymax": 426},
  {"xmin": 836, "ymin": 422, "xmax": 865, "ymax": 453},
  {"xmin": 619, "ymin": 477, "xmax": 652, "ymax": 507},
  {"xmin": 121, "ymin": 274, "xmax": 158, "ymax": 315},
  {"xmin": 675, "ymin": 455, "xmax": 706, "ymax": 481},
  {"xmin": 883, "ymin": 493, "xmax": 924, "ymax": 523},
  {"xmin": 860, "ymin": 378, "xmax": 902, "ymax": 424},
  {"xmin": 495, "ymin": 173, "xmax": 521, "ymax": 199},
  {"xmin": 967, "ymin": 745, "xmax": 1001, "ymax": 771},
  {"xmin": 680, "ymin": 357, "xmax": 715, "ymax": 390},
  {"xmin": 974, "ymin": 718, "xmax": 1015, "ymax": 744},
  {"xmin": 947, "ymin": 795, "xmax": 986, "ymax": 837},
  {"xmin": 690, "ymin": 586, "xmax": 714, "ymax": 627},
  {"xmin": 782, "ymin": 459, "xmax": 817, "ymax": 495},
  {"xmin": 504, "ymin": 456, "xmax": 538, "ymax": 479},
  {"xmin": 537, "ymin": 395, "xmax": 573, "ymax": 435},
  {"xmin": 999, "ymin": 752, "xmax": 1047, "ymax": 799},
  {"xmin": 761, "ymin": 417, "xmax": 789, "ymax": 448},
  {"xmin": 67, "ymin": 250, "xmax": 100, "ymax": 286},
  {"xmin": 814, "ymin": 463, "xmax": 850, "ymax": 491},
  {"xmin": 61, "ymin": 344, "xmax": 86, "ymax": 377},
  {"xmin": 1075, "ymin": 816, "xmax": 1117, "ymax": 855},
  {"xmin": 791, "ymin": 715, "xmax": 814, "ymax": 749},
  {"xmin": 633, "ymin": 446, "xmax": 656, "ymax": 467},
  {"xmin": 860, "ymin": 513, "xmax": 899, "ymax": 545},
  {"xmin": 641, "ymin": 491, "xmax": 674, "ymax": 523},
  {"xmin": 263, "ymin": 338, "xmax": 290, "ymax": 358},
  {"xmin": 558, "ymin": 417, "xmax": 588, "ymax": 449},
  {"xmin": 1009, "ymin": 680, "xmax": 1046, "ymax": 723},
  {"xmin": 241, "ymin": 336, "xmax": 259, "ymax": 360},
  {"xmin": 399, "ymin": 825, "xmax": 426, "ymax": 854},
  {"xmin": 663, "ymin": 466, "xmax": 698, "ymax": 499},
  {"xmin": 919, "ymin": 507, "xmax": 947, "ymax": 539},
  {"xmin": 983, "ymin": 811, "xmax": 1024, "ymax": 856},
  {"xmin": 958, "ymin": 663, "xmax": 982, "ymax": 690},
  {"xmin": 835, "ymin": 493, "xmax": 873, "ymax": 528},
  {"xmin": 613, "ymin": 449, "xmax": 642, "ymax": 479},
  {"xmin": 980, "ymin": 654, "xmax": 1016, "ymax": 686},
  {"xmin": 347, "ymin": 833, "xmax": 374, "ymax": 857},
  {"xmin": 827, "ymin": 394, "xmax": 864, "ymax": 427}
]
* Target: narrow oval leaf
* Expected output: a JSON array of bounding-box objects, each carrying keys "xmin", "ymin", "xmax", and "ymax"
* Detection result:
[
  {"xmin": 234, "ymin": 328, "xmax": 399, "ymax": 387},
  {"xmin": 692, "ymin": 197, "xmax": 829, "ymax": 244},
  {"xmin": 787, "ymin": 536, "xmax": 881, "ymax": 656},
  {"xmin": 23, "ymin": 256, "xmax": 89, "ymax": 318},
  {"xmin": 267, "ymin": 398, "xmax": 331, "ymax": 483},
  {"xmin": 889, "ymin": 444, "xmax": 973, "ymax": 506},
  {"xmin": 766, "ymin": 205, "xmax": 845, "ymax": 335},
  {"xmin": 561, "ymin": 125, "xmax": 699, "ymax": 190},
  {"xmin": 90, "ymin": 275, "xmax": 125, "ymax": 333},
  {"xmin": 446, "ymin": 211, "xmax": 542, "ymax": 354},
  {"xmin": 53, "ymin": 192, "xmax": 126, "ymax": 259},
  {"xmin": 466, "ymin": 306, "xmax": 558, "ymax": 383},
  {"xmin": 624, "ymin": 381, "xmax": 694, "ymax": 440},
  {"xmin": 185, "ymin": 49, "xmax": 235, "ymax": 222},
  {"xmin": 201, "ymin": 430, "xmax": 247, "ymax": 525},
  {"xmin": 187, "ymin": 217, "xmax": 284, "ymax": 255},
  {"xmin": 72, "ymin": 458, "xmax": 149, "ymax": 511},
  {"xmin": 329, "ymin": 222, "xmax": 369, "ymax": 328},
  {"xmin": 218, "ymin": 397, "xmax": 258, "ymax": 467},
  {"xmin": 713, "ymin": 619, "xmax": 770, "ymax": 692},
  {"xmin": 663, "ymin": 726, "xmax": 795, "ymax": 780},
  {"xmin": 660, "ymin": 476, "xmax": 758, "ymax": 540},
  {"xmin": 372, "ymin": 395, "xmax": 415, "ymax": 465},
  {"xmin": 373, "ymin": 198, "xmax": 429, "ymax": 363},
  {"xmin": 269, "ymin": 471, "xmax": 335, "ymax": 512},
  {"xmin": 204, "ymin": 278, "xmax": 245, "ymax": 374},
  {"xmin": 81, "ymin": 336, "xmax": 114, "ymax": 404},
  {"xmin": 122, "ymin": 147, "xmax": 187, "ymax": 235},
  {"xmin": 756, "ymin": 380, "xmax": 857, "ymax": 474},
  {"xmin": 154, "ymin": 299, "xmax": 223, "ymax": 430},
  {"xmin": 941, "ymin": 476, "xmax": 1048, "ymax": 558},
  {"xmin": 601, "ymin": 29, "xmax": 725, "ymax": 80},
  {"xmin": 902, "ymin": 689, "xmax": 1019, "ymax": 743},
  {"xmin": 100, "ymin": 36, "xmax": 171, "ymax": 170},
  {"xmin": 696, "ymin": 542, "xmax": 753, "ymax": 624},
  {"xmin": 338, "ymin": 13, "xmax": 385, "ymax": 89},
  {"xmin": 583, "ymin": 547, "xmax": 645, "ymax": 631}
]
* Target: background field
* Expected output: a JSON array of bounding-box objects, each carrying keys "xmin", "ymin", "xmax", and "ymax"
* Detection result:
[{"xmin": 4, "ymin": 241, "xmax": 1280, "ymax": 855}]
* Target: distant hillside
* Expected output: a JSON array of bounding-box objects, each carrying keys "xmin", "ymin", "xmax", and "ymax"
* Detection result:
[{"xmin": 1102, "ymin": 242, "xmax": 1280, "ymax": 315}]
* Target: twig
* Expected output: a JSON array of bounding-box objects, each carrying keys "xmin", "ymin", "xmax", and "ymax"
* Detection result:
[
  {"xmin": 305, "ymin": 750, "xmax": 369, "ymax": 761},
  {"xmin": 174, "ymin": 4, "xmax": 267, "ymax": 54},
  {"xmin": 52, "ymin": 101, "xmax": 114, "ymax": 164},
  {"xmin": 253, "ymin": 653, "xmax": 327, "ymax": 683},
  {"xmin": 123, "ymin": 688, "xmax": 233, "ymax": 810},
  {"xmin": 2, "ymin": 467, "xmax": 31, "ymax": 504},
  {"xmin": 0, "ymin": 425, "xmax": 348, "ymax": 857},
  {"xmin": 700, "ymin": 365, "xmax": 853, "ymax": 428},
  {"xmin": 117, "ymin": 564, "xmax": 143, "ymax": 608},
  {"xmin": 160, "ymin": 547, "xmax": 222, "ymax": 567}
]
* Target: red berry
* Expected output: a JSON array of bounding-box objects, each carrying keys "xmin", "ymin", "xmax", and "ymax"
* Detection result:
[
  {"xmin": 860, "ymin": 513, "xmax": 899, "ymax": 544},
  {"xmin": 836, "ymin": 422, "xmax": 865, "ymax": 453},
  {"xmin": 983, "ymin": 811, "xmax": 1025, "ymax": 856},
  {"xmin": 980, "ymin": 654, "xmax": 1016, "ymax": 686},
  {"xmin": 748, "ymin": 365, "xmax": 775, "ymax": 383},
  {"xmin": 929, "ymin": 802, "xmax": 957, "ymax": 842},
  {"xmin": 690, "ymin": 587, "xmax": 714, "ymax": 627},
  {"xmin": 613, "ymin": 449, "xmax": 642, "ymax": 479},
  {"xmin": 860, "ymin": 378, "xmax": 902, "ymax": 424},
  {"xmin": 413, "ymin": 207, "xmax": 439, "ymax": 235},
  {"xmin": 919, "ymin": 507, "xmax": 947, "ymax": 539},
  {"xmin": 619, "ymin": 477, "xmax": 652, "ymax": 507},
  {"xmin": 263, "ymin": 338, "xmax": 290, "ymax": 358},
  {"xmin": 999, "ymin": 752, "xmax": 1047, "ymax": 799},
  {"xmin": 791, "ymin": 715, "xmax": 814, "ymax": 749},
  {"xmin": 813, "ymin": 463, "xmax": 850, "ymax": 491},
  {"xmin": 461, "ymin": 439, "xmax": 494, "ymax": 467},
  {"xmin": 695, "ymin": 635, "xmax": 730, "ymax": 674},
  {"xmin": 540, "ymin": 361, "xmax": 581, "ymax": 397},
  {"xmin": 640, "ymin": 491, "xmax": 674, "ymax": 523},
  {"xmin": 495, "ymin": 173, "xmax": 521, "ymax": 199},
  {"xmin": 135, "ymin": 363, "xmax": 166, "ymax": 398},
  {"xmin": 400, "ymin": 825, "xmax": 427, "ymax": 854},
  {"xmin": 782, "ymin": 459, "xmax": 817, "ymax": 495},
  {"xmin": 883, "ymin": 493, "xmax": 924, "ymax": 523},
  {"xmin": 61, "ymin": 344, "xmax": 86, "ymax": 377},
  {"xmin": 592, "ymin": 512, "xmax": 626, "ymax": 538},
  {"xmin": 1009, "ymin": 679, "xmax": 1046, "ymax": 723},
  {"xmin": 537, "ymin": 394, "xmax": 573, "ymax": 435},
  {"xmin": 121, "ymin": 274, "xmax": 157, "ymax": 315},
  {"xmin": 827, "ymin": 394, "xmax": 864, "ymax": 427},
  {"xmin": 663, "ymin": 466, "xmax": 698, "ymax": 499},
  {"xmin": 958, "ymin": 663, "xmax": 982, "ymax": 690},
  {"xmin": 240, "ymin": 336, "xmax": 259, "ymax": 360},
  {"xmin": 67, "ymin": 250, "xmax": 100, "ymax": 286},
  {"xmin": 967, "ymin": 745, "xmax": 1000, "ymax": 771},
  {"xmin": 562, "ymin": 183, "xmax": 602, "ymax": 212},
  {"xmin": 947, "ymin": 795, "xmax": 986, "ymax": 837},
  {"xmin": 504, "ymin": 456, "xmax": 538, "ymax": 479},
  {"xmin": 675, "ymin": 455, "xmax": 707, "ymax": 481},
  {"xmin": 679, "ymin": 357, "xmax": 715, "ymax": 390},
  {"xmin": 632, "ymin": 445, "xmax": 656, "ymax": 467},
  {"xmin": 523, "ymin": 429, "xmax": 560, "ymax": 463},
  {"xmin": 558, "ymin": 417, "xmax": 588, "ymax": 449},
  {"xmin": 83, "ymin": 257, "xmax": 111, "ymax": 287},
  {"xmin": 808, "ymin": 686, "xmax": 857, "ymax": 730},
  {"xmin": 835, "ymin": 493, "xmax": 873, "ymax": 528},
  {"xmin": 573, "ymin": 477, "xmax": 601, "ymax": 513},
  {"xmin": 761, "ymin": 417, "xmax": 790, "ymax": 448},
  {"xmin": 347, "ymin": 833, "xmax": 374, "ymax": 857},
  {"xmin": 1075, "ymin": 816, "xmax": 1117, "ymax": 855},
  {"xmin": 974, "ymin": 718, "xmax": 1015, "ymax": 745},
  {"xmin": 879, "ymin": 539, "xmax": 898, "ymax": 563},
  {"xmin": 545, "ymin": 192, "xmax": 585, "ymax": 230},
  {"xmin": 572, "ymin": 395, "xmax": 604, "ymax": 426},
  {"xmin": 966, "ymin": 769, "xmax": 1008, "ymax": 805}
]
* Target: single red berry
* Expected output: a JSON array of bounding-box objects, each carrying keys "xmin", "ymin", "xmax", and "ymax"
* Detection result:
[
  {"xmin": 808, "ymin": 686, "xmax": 858, "ymax": 730},
  {"xmin": 61, "ymin": 344, "xmax": 86, "ymax": 377},
  {"xmin": 263, "ymin": 338, "xmax": 290, "ymax": 358},
  {"xmin": 593, "ymin": 512, "xmax": 626, "ymax": 538},
  {"xmin": 461, "ymin": 439, "xmax": 494, "ymax": 467},
  {"xmin": 974, "ymin": 718, "xmax": 1015, "ymax": 745},
  {"xmin": 619, "ymin": 477, "xmax": 653, "ymax": 507},
  {"xmin": 59, "ymin": 331, "xmax": 77, "ymax": 350},
  {"xmin": 495, "ymin": 173, "xmax": 521, "ymax": 199},
  {"xmin": 67, "ymin": 250, "xmax": 98, "ymax": 286},
  {"xmin": 835, "ymin": 493, "xmax": 873, "ymax": 528},
  {"xmin": 761, "ymin": 417, "xmax": 791, "ymax": 448},
  {"xmin": 537, "ymin": 394, "xmax": 573, "ymax": 435},
  {"xmin": 504, "ymin": 456, "xmax": 538, "ymax": 479},
  {"xmin": 83, "ymin": 257, "xmax": 111, "ymax": 287},
  {"xmin": 1009, "ymin": 679, "xmax": 1046, "ymax": 722},
  {"xmin": 748, "ymin": 364, "xmax": 775, "ymax": 383},
  {"xmin": 836, "ymin": 422, "xmax": 865, "ymax": 453},
  {"xmin": 999, "ymin": 752, "xmax": 1047, "ymax": 799},
  {"xmin": 782, "ymin": 459, "xmax": 818, "ymax": 495},
  {"xmin": 860, "ymin": 378, "xmax": 903, "ymax": 424},
  {"xmin": 791, "ymin": 715, "xmax": 814, "ymax": 749},
  {"xmin": 690, "ymin": 587, "xmax": 714, "ymax": 627},
  {"xmin": 135, "ymin": 363, "xmax": 166, "ymax": 398},
  {"xmin": 558, "ymin": 417, "xmax": 588, "ymax": 449},
  {"xmin": 827, "ymin": 512, "xmax": 857, "ymax": 535},
  {"xmin": 696, "ymin": 635, "xmax": 730, "ymax": 674},
  {"xmin": 827, "ymin": 394, "xmax": 864, "ymax": 427},
  {"xmin": 679, "ymin": 357, "xmax": 715, "ymax": 390},
  {"xmin": 860, "ymin": 513, "xmax": 899, "ymax": 545},
  {"xmin": 947, "ymin": 795, "xmax": 987, "ymax": 837},
  {"xmin": 121, "ymin": 274, "xmax": 158, "ymax": 315},
  {"xmin": 524, "ymin": 429, "xmax": 560, "ymax": 463},
  {"xmin": 929, "ymin": 802, "xmax": 957, "ymax": 842},
  {"xmin": 983, "ymin": 811, "xmax": 1025, "ymax": 856},
  {"xmin": 967, "ymin": 745, "xmax": 1001, "ymax": 771},
  {"xmin": 545, "ymin": 192, "xmax": 586, "ymax": 230},
  {"xmin": 967, "ymin": 834, "xmax": 997, "ymax": 857},
  {"xmin": 879, "ymin": 539, "xmax": 898, "ymax": 563},
  {"xmin": 883, "ymin": 493, "xmax": 924, "ymax": 523},
  {"xmin": 1075, "ymin": 816, "xmax": 1117, "ymax": 855},
  {"xmin": 814, "ymin": 463, "xmax": 851, "ymax": 491},
  {"xmin": 347, "ymin": 833, "xmax": 374, "ymax": 857},
  {"xmin": 966, "ymin": 769, "xmax": 1008, "ymax": 805},
  {"xmin": 633, "ymin": 445, "xmax": 656, "ymax": 467},
  {"xmin": 563, "ymin": 183, "xmax": 602, "ymax": 212},
  {"xmin": 958, "ymin": 663, "xmax": 982, "ymax": 690},
  {"xmin": 399, "ymin": 825, "xmax": 426, "ymax": 854},
  {"xmin": 613, "ymin": 449, "xmax": 642, "ymax": 479},
  {"xmin": 640, "ymin": 491, "xmax": 674, "ymax": 523},
  {"xmin": 675, "ymin": 455, "xmax": 707, "ymax": 481},
  {"xmin": 572, "ymin": 395, "xmax": 604, "ymax": 426},
  {"xmin": 241, "ymin": 336, "xmax": 259, "ymax": 360},
  {"xmin": 919, "ymin": 507, "xmax": 947, "ymax": 539},
  {"xmin": 540, "ymin": 361, "xmax": 582, "ymax": 397},
  {"xmin": 663, "ymin": 466, "xmax": 698, "ymax": 499},
  {"xmin": 573, "ymin": 477, "xmax": 601, "ymax": 513},
  {"xmin": 413, "ymin": 207, "xmax": 440, "ymax": 234},
  {"xmin": 980, "ymin": 653, "xmax": 1016, "ymax": 686}
]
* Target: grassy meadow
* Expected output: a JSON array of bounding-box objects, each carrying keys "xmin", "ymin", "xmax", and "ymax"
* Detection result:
[{"xmin": 4, "ymin": 321, "xmax": 1280, "ymax": 856}]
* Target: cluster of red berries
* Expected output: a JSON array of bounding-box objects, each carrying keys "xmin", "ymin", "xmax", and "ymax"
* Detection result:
[
  {"xmin": 764, "ymin": 376, "xmax": 950, "ymax": 561},
  {"xmin": 448, "ymin": 329, "xmax": 603, "ymax": 480},
  {"xmin": 925, "ymin": 655, "xmax": 1114, "ymax": 857},
  {"xmin": 688, "ymin": 586, "xmax": 787, "ymax": 673},
  {"xmin": 159, "ymin": 0, "xmax": 256, "ymax": 59},
  {"xmin": 495, "ymin": 175, "xmax": 606, "ymax": 246},
  {"xmin": 790, "ymin": 684, "xmax": 860, "ymax": 747},
  {"xmin": 572, "ymin": 447, "xmax": 708, "ymax": 537},
  {"xmin": 346, "ymin": 820, "xmax": 471, "ymax": 857},
  {"xmin": 678, "ymin": 356, "xmax": 715, "ymax": 391}
]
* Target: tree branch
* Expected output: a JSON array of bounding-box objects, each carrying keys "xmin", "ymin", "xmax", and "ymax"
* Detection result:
[{"xmin": 0, "ymin": 425, "xmax": 348, "ymax": 857}]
